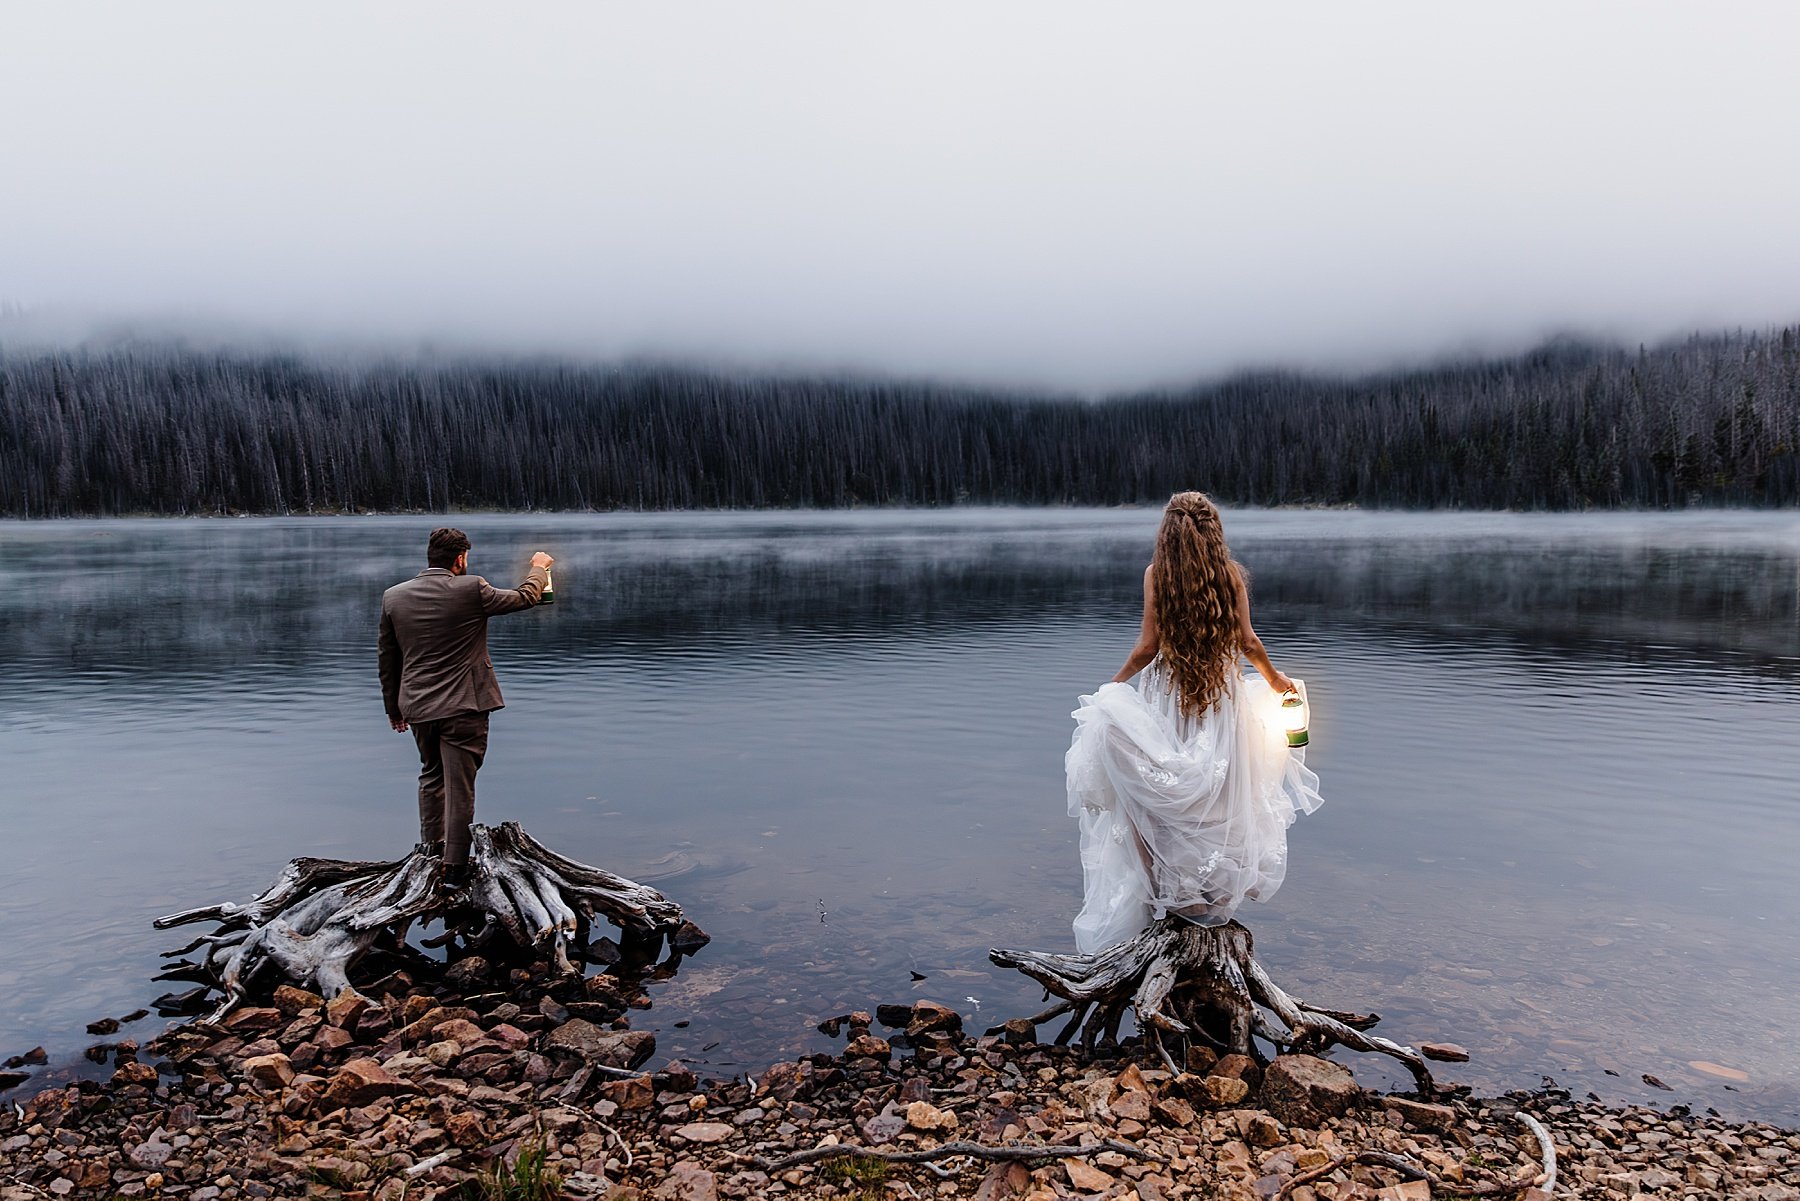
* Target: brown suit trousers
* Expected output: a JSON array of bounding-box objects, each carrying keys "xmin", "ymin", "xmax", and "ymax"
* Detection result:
[
  {"xmin": 378, "ymin": 564, "xmax": 546, "ymax": 863},
  {"xmin": 412, "ymin": 711, "xmax": 488, "ymax": 864}
]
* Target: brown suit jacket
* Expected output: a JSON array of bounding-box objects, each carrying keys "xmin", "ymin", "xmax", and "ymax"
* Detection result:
[{"xmin": 379, "ymin": 565, "xmax": 548, "ymax": 724}]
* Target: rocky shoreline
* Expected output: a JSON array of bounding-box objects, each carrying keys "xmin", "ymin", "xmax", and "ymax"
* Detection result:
[{"xmin": 2, "ymin": 965, "xmax": 1797, "ymax": 1201}]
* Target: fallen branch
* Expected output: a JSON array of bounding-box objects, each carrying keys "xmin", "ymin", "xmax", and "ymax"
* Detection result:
[
  {"xmin": 1518, "ymin": 1111, "xmax": 1558, "ymax": 1196},
  {"xmin": 1274, "ymin": 1111, "xmax": 1554, "ymax": 1200},
  {"xmin": 404, "ymin": 1151, "xmax": 453, "ymax": 1177},
  {"xmin": 758, "ymin": 1137, "xmax": 1164, "ymax": 1173},
  {"xmin": 1276, "ymin": 1151, "xmax": 1429, "ymax": 1199}
]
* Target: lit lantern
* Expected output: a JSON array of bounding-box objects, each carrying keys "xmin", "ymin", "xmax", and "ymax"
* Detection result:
[
  {"xmin": 540, "ymin": 568, "xmax": 556, "ymax": 605},
  {"xmin": 1279, "ymin": 693, "xmax": 1308, "ymax": 748}
]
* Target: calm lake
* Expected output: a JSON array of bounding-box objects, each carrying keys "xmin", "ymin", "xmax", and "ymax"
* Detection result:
[{"xmin": 2, "ymin": 509, "xmax": 1797, "ymax": 1121}]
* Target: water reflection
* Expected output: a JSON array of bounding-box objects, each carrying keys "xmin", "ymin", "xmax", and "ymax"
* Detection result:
[{"xmin": 1, "ymin": 510, "xmax": 1797, "ymax": 1120}]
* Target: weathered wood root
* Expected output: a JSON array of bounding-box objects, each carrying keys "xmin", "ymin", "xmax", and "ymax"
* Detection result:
[
  {"xmin": 989, "ymin": 917, "xmax": 1435, "ymax": 1093},
  {"xmin": 153, "ymin": 820, "xmax": 704, "ymax": 1021},
  {"xmin": 757, "ymin": 1136, "xmax": 1165, "ymax": 1173}
]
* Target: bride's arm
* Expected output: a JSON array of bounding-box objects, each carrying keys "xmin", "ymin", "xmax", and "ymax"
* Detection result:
[
  {"xmin": 1111, "ymin": 565, "xmax": 1161, "ymax": 683},
  {"xmin": 1234, "ymin": 565, "xmax": 1296, "ymax": 695}
]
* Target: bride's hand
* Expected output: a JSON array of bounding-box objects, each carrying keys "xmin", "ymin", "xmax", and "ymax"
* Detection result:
[{"xmin": 1268, "ymin": 670, "xmax": 1296, "ymax": 696}]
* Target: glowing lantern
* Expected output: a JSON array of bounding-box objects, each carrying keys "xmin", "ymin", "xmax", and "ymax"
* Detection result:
[
  {"xmin": 1279, "ymin": 693, "xmax": 1308, "ymax": 748},
  {"xmin": 540, "ymin": 568, "xmax": 556, "ymax": 605}
]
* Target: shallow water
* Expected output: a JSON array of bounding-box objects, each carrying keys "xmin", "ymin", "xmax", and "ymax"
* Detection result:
[{"xmin": 2, "ymin": 508, "xmax": 1797, "ymax": 1120}]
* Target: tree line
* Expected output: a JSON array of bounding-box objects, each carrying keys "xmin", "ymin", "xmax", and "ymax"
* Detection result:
[{"xmin": 1, "ymin": 327, "xmax": 1797, "ymax": 516}]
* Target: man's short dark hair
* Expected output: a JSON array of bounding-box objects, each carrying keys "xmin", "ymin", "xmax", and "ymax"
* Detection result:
[{"xmin": 428, "ymin": 527, "xmax": 471, "ymax": 569}]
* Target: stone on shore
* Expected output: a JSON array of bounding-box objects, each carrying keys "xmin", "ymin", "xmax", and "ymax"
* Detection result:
[
  {"xmin": 272, "ymin": 985, "xmax": 324, "ymax": 1017},
  {"xmin": 1262, "ymin": 1054, "xmax": 1361, "ymax": 1127},
  {"xmin": 319, "ymin": 1056, "xmax": 409, "ymax": 1110},
  {"xmin": 324, "ymin": 989, "xmax": 372, "ymax": 1030},
  {"xmin": 545, "ymin": 1018, "xmax": 655, "ymax": 1069},
  {"xmin": 243, "ymin": 1052, "xmax": 296, "ymax": 1090}
]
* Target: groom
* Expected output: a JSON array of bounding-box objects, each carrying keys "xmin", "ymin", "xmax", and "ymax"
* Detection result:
[{"xmin": 378, "ymin": 527, "xmax": 554, "ymax": 885}]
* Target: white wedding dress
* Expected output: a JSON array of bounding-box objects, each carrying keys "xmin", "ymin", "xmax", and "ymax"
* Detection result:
[{"xmin": 1066, "ymin": 661, "xmax": 1323, "ymax": 954}]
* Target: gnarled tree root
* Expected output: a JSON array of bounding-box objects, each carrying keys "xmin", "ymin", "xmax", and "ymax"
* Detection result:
[
  {"xmin": 990, "ymin": 917, "xmax": 1434, "ymax": 1093},
  {"xmin": 153, "ymin": 820, "xmax": 706, "ymax": 1022}
]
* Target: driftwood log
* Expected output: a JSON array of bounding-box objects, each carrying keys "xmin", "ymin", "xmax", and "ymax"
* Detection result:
[
  {"xmin": 990, "ymin": 917, "xmax": 1434, "ymax": 1092},
  {"xmin": 153, "ymin": 821, "xmax": 706, "ymax": 1023}
]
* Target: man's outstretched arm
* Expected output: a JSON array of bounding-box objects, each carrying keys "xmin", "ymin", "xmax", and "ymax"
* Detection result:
[{"xmin": 478, "ymin": 551, "xmax": 554, "ymax": 614}]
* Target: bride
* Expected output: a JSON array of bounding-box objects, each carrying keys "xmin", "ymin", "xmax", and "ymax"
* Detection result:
[{"xmin": 1067, "ymin": 492, "xmax": 1323, "ymax": 953}]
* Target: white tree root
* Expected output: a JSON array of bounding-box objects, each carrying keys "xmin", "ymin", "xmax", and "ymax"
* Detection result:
[
  {"xmin": 153, "ymin": 820, "xmax": 704, "ymax": 1020},
  {"xmin": 990, "ymin": 917, "xmax": 1435, "ymax": 1093}
]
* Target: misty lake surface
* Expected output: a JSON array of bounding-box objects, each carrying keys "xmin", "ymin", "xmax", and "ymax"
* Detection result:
[{"xmin": 2, "ymin": 508, "xmax": 1798, "ymax": 1120}]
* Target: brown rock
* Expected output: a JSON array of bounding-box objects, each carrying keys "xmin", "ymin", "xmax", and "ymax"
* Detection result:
[
  {"xmin": 1210, "ymin": 1053, "xmax": 1263, "ymax": 1088},
  {"xmin": 860, "ymin": 1100, "xmax": 908, "ymax": 1144},
  {"xmin": 1262, "ymin": 1055, "xmax": 1361, "ymax": 1127},
  {"xmin": 843, "ymin": 1034, "xmax": 892, "ymax": 1061},
  {"xmin": 756, "ymin": 1060, "xmax": 816, "ymax": 1102},
  {"xmin": 674, "ymin": 1121, "xmax": 734, "ymax": 1145},
  {"xmin": 272, "ymin": 985, "xmax": 324, "ymax": 1017},
  {"xmin": 875, "ymin": 1003, "xmax": 915, "ymax": 1027},
  {"xmin": 1383, "ymin": 1097, "xmax": 1456, "ymax": 1131},
  {"xmin": 243, "ymin": 1053, "xmax": 296, "ymax": 1090},
  {"xmin": 904, "ymin": 1101, "xmax": 958, "ymax": 1132},
  {"xmin": 1245, "ymin": 1113, "xmax": 1284, "ymax": 1147},
  {"xmin": 445, "ymin": 1110, "xmax": 487, "ymax": 1147},
  {"xmin": 653, "ymin": 1160, "xmax": 718, "ymax": 1201},
  {"xmin": 443, "ymin": 956, "xmax": 491, "ymax": 989},
  {"xmin": 430, "ymin": 1019, "xmax": 489, "ymax": 1048},
  {"xmin": 905, "ymin": 1000, "xmax": 963, "ymax": 1040},
  {"xmin": 582, "ymin": 973, "xmax": 624, "ymax": 1004},
  {"xmin": 1110, "ymin": 1087, "xmax": 1152, "ymax": 1123},
  {"xmin": 1198, "ymin": 1075, "xmax": 1250, "ymax": 1108},
  {"xmin": 487, "ymin": 1022, "xmax": 531, "ymax": 1049},
  {"xmin": 1184, "ymin": 1044, "xmax": 1220, "ymax": 1075},
  {"xmin": 975, "ymin": 1161, "xmax": 1031, "ymax": 1200},
  {"xmin": 354, "ymin": 1008, "xmax": 393, "ymax": 1040},
  {"xmin": 545, "ymin": 1019, "xmax": 655, "ymax": 1069},
  {"xmin": 656, "ymin": 1060, "xmax": 699, "ymax": 1093},
  {"xmin": 998, "ymin": 1018, "xmax": 1036, "ymax": 1045},
  {"xmin": 1064, "ymin": 1158, "xmax": 1114, "ymax": 1192},
  {"xmin": 223, "ymin": 1006, "xmax": 284, "ymax": 1032},
  {"xmin": 325, "ymin": 990, "xmax": 373, "ymax": 1030},
  {"xmin": 320, "ymin": 1057, "xmax": 410, "ymax": 1111},
  {"xmin": 1419, "ymin": 1042, "xmax": 1469, "ymax": 1063},
  {"xmin": 314, "ymin": 1025, "xmax": 354, "ymax": 1052},
  {"xmin": 601, "ymin": 1074, "xmax": 656, "ymax": 1110},
  {"xmin": 424, "ymin": 1039, "xmax": 463, "ymax": 1068},
  {"xmin": 111, "ymin": 1061, "xmax": 158, "ymax": 1087},
  {"xmin": 1376, "ymin": 1183, "xmax": 1431, "ymax": 1201},
  {"xmin": 401, "ymin": 995, "xmax": 440, "ymax": 1024},
  {"xmin": 1153, "ymin": 1095, "xmax": 1197, "ymax": 1127}
]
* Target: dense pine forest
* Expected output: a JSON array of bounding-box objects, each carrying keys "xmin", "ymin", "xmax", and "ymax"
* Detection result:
[{"xmin": 1, "ymin": 327, "xmax": 1797, "ymax": 516}]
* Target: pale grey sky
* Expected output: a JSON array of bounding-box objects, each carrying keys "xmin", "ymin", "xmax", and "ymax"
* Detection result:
[{"xmin": 3, "ymin": 2, "xmax": 1798, "ymax": 390}]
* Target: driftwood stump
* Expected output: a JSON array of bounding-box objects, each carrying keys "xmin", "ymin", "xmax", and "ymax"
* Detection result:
[
  {"xmin": 154, "ymin": 821, "xmax": 707, "ymax": 1023},
  {"xmin": 990, "ymin": 918, "xmax": 1434, "ymax": 1092}
]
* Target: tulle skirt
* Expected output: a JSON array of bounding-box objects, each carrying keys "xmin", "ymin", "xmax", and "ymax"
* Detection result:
[{"xmin": 1066, "ymin": 663, "xmax": 1323, "ymax": 954}]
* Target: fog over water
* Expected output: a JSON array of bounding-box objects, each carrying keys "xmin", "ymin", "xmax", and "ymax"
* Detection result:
[{"xmin": 4, "ymin": 3, "xmax": 1800, "ymax": 389}]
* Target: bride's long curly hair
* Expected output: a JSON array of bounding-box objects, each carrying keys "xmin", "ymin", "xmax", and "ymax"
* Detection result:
[{"xmin": 1152, "ymin": 492, "xmax": 1242, "ymax": 717}]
